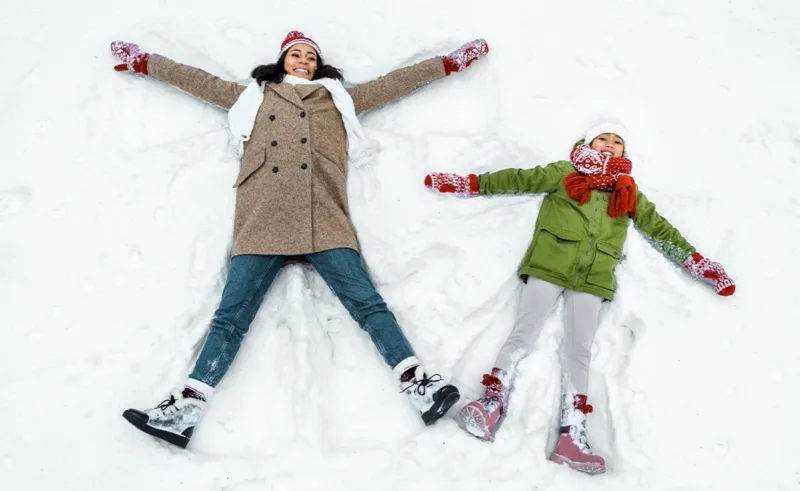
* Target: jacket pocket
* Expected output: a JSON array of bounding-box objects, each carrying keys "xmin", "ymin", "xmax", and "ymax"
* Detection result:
[
  {"xmin": 233, "ymin": 148, "xmax": 267, "ymax": 188},
  {"xmin": 526, "ymin": 226, "xmax": 583, "ymax": 279},
  {"xmin": 315, "ymin": 150, "xmax": 347, "ymax": 178},
  {"xmin": 586, "ymin": 240, "xmax": 622, "ymax": 290}
]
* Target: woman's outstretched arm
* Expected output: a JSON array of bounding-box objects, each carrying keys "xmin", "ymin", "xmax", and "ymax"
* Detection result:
[
  {"xmin": 111, "ymin": 41, "xmax": 246, "ymax": 110},
  {"xmin": 348, "ymin": 39, "xmax": 489, "ymax": 115}
]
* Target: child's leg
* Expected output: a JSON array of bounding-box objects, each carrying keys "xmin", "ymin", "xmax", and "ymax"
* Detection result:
[
  {"xmin": 494, "ymin": 277, "xmax": 564, "ymax": 376},
  {"xmin": 549, "ymin": 289, "xmax": 606, "ymax": 474},
  {"xmin": 561, "ymin": 290, "xmax": 603, "ymax": 394},
  {"xmin": 459, "ymin": 277, "xmax": 562, "ymax": 441}
]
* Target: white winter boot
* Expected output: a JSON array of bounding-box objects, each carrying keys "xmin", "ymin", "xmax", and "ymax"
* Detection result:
[
  {"xmin": 394, "ymin": 356, "xmax": 460, "ymax": 426},
  {"xmin": 122, "ymin": 379, "xmax": 212, "ymax": 448}
]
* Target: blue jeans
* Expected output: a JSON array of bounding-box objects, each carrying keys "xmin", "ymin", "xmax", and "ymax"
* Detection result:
[{"xmin": 189, "ymin": 248, "xmax": 416, "ymax": 387}]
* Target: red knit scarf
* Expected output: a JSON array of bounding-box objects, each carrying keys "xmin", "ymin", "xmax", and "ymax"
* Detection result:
[{"xmin": 565, "ymin": 144, "xmax": 637, "ymax": 218}]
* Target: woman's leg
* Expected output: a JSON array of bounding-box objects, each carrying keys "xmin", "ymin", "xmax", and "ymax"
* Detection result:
[
  {"xmin": 305, "ymin": 247, "xmax": 414, "ymax": 368},
  {"xmin": 122, "ymin": 254, "xmax": 285, "ymax": 447},
  {"xmin": 189, "ymin": 254, "xmax": 286, "ymax": 388},
  {"xmin": 306, "ymin": 247, "xmax": 458, "ymax": 425}
]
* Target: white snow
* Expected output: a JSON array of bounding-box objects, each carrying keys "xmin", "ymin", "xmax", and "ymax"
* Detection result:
[{"xmin": 2, "ymin": 1, "xmax": 799, "ymax": 490}]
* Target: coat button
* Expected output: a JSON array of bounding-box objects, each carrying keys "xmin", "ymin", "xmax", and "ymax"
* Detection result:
[
  {"xmin": 300, "ymin": 111, "xmax": 306, "ymax": 118},
  {"xmin": 269, "ymin": 115, "xmax": 276, "ymax": 121},
  {"xmin": 300, "ymin": 137, "xmax": 308, "ymax": 144},
  {"xmin": 271, "ymin": 141, "xmax": 277, "ymax": 147},
  {"xmin": 301, "ymin": 163, "xmax": 308, "ymax": 170},
  {"xmin": 272, "ymin": 167, "xmax": 279, "ymax": 173}
]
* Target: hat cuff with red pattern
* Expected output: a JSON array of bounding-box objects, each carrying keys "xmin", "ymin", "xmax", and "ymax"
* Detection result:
[{"xmin": 279, "ymin": 30, "xmax": 322, "ymax": 56}]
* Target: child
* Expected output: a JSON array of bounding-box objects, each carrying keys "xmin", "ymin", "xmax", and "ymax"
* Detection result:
[{"xmin": 424, "ymin": 121, "xmax": 735, "ymax": 474}]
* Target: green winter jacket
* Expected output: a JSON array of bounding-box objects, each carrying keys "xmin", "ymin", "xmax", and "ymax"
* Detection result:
[{"xmin": 478, "ymin": 161, "xmax": 695, "ymax": 300}]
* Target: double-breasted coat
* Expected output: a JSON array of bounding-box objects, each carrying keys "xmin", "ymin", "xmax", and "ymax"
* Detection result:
[{"xmin": 147, "ymin": 54, "xmax": 446, "ymax": 257}]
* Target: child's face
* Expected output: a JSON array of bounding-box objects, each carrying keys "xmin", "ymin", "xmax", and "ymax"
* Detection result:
[{"xmin": 589, "ymin": 133, "xmax": 625, "ymax": 158}]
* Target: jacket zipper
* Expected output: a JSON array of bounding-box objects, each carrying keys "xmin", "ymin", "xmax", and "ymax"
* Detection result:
[{"xmin": 574, "ymin": 192, "xmax": 601, "ymax": 289}]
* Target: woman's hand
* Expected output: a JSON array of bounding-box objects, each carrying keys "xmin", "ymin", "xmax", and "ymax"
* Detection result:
[
  {"xmin": 683, "ymin": 253, "xmax": 736, "ymax": 296},
  {"xmin": 442, "ymin": 39, "xmax": 489, "ymax": 76},
  {"xmin": 424, "ymin": 172, "xmax": 479, "ymax": 197},
  {"xmin": 110, "ymin": 41, "xmax": 150, "ymax": 74}
]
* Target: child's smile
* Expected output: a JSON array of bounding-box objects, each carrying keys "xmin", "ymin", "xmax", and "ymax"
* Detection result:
[{"xmin": 589, "ymin": 133, "xmax": 624, "ymax": 157}]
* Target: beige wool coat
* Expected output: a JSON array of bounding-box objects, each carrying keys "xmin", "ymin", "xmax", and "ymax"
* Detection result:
[{"xmin": 147, "ymin": 54, "xmax": 446, "ymax": 257}]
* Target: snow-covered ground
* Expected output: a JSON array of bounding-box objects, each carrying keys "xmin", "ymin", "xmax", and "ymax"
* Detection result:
[{"xmin": 2, "ymin": 1, "xmax": 799, "ymax": 490}]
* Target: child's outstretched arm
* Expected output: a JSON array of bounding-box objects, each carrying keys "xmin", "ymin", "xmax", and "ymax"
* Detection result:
[
  {"xmin": 424, "ymin": 161, "xmax": 569, "ymax": 197},
  {"xmin": 634, "ymin": 191, "xmax": 735, "ymax": 296}
]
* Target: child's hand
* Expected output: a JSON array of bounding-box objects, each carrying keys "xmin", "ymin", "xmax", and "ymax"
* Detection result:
[
  {"xmin": 111, "ymin": 41, "xmax": 150, "ymax": 74},
  {"xmin": 442, "ymin": 39, "xmax": 489, "ymax": 76},
  {"xmin": 424, "ymin": 172, "xmax": 479, "ymax": 197},
  {"xmin": 683, "ymin": 253, "xmax": 735, "ymax": 296}
]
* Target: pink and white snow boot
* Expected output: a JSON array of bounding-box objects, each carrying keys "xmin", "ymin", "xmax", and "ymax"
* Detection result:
[
  {"xmin": 458, "ymin": 367, "xmax": 510, "ymax": 441},
  {"xmin": 549, "ymin": 393, "xmax": 606, "ymax": 475}
]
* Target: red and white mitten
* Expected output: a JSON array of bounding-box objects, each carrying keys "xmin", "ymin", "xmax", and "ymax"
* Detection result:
[
  {"xmin": 110, "ymin": 41, "xmax": 150, "ymax": 74},
  {"xmin": 424, "ymin": 172, "xmax": 479, "ymax": 197},
  {"xmin": 683, "ymin": 253, "xmax": 735, "ymax": 296},
  {"xmin": 442, "ymin": 39, "xmax": 489, "ymax": 76}
]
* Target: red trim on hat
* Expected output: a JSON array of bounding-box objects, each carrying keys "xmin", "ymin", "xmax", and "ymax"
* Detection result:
[{"xmin": 279, "ymin": 30, "xmax": 321, "ymax": 56}]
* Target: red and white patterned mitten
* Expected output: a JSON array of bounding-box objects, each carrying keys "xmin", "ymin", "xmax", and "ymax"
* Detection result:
[
  {"xmin": 442, "ymin": 39, "xmax": 489, "ymax": 76},
  {"xmin": 110, "ymin": 41, "xmax": 150, "ymax": 74},
  {"xmin": 424, "ymin": 172, "xmax": 479, "ymax": 197},
  {"xmin": 683, "ymin": 253, "xmax": 736, "ymax": 296}
]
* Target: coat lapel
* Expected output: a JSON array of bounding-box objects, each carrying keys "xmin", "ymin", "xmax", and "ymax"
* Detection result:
[
  {"xmin": 266, "ymin": 82, "xmax": 305, "ymax": 109},
  {"xmin": 295, "ymin": 84, "xmax": 325, "ymax": 100}
]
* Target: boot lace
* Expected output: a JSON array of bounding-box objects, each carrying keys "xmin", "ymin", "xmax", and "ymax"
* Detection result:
[
  {"xmin": 566, "ymin": 421, "xmax": 592, "ymax": 454},
  {"xmin": 478, "ymin": 373, "xmax": 506, "ymax": 411},
  {"xmin": 401, "ymin": 373, "xmax": 443, "ymax": 396},
  {"xmin": 479, "ymin": 395, "xmax": 501, "ymax": 412},
  {"xmin": 154, "ymin": 395, "xmax": 178, "ymax": 416}
]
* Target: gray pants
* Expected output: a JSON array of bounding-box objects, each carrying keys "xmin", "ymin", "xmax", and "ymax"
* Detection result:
[{"xmin": 495, "ymin": 277, "xmax": 604, "ymax": 394}]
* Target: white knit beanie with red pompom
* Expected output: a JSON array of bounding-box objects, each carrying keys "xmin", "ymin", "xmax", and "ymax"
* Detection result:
[
  {"xmin": 583, "ymin": 120, "xmax": 629, "ymax": 156},
  {"xmin": 279, "ymin": 30, "xmax": 322, "ymax": 56}
]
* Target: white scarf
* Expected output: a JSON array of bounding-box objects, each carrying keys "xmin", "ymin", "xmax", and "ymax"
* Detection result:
[{"xmin": 227, "ymin": 75, "xmax": 379, "ymax": 168}]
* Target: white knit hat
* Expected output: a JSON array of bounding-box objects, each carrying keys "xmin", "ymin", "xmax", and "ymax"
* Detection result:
[{"xmin": 583, "ymin": 120, "xmax": 629, "ymax": 156}]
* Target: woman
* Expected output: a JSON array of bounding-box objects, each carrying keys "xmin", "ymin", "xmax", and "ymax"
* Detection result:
[{"xmin": 112, "ymin": 30, "xmax": 489, "ymax": 448}]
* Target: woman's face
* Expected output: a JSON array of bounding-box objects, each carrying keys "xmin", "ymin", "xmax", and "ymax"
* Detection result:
[
  {"xmin": 283, "ymin": 43, "xmax": 318, "ymax": 80},
  {"xmin": 589, "ymin": 133, "xmax": 625, "ymax": 158}
]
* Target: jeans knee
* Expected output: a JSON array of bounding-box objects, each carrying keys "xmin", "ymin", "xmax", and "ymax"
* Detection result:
[
  {"xmin": 350, "ymin": 296, "xmax": 390, "ymax": 323},
  {"xmin": 209, "ymin": 316, "xmax": 248, "ymax": 341}
]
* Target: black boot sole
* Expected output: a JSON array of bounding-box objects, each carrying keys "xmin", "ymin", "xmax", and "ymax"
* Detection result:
[
  {"xmin": 122, "ymin": 409, "xmax": 191, "ymax": 449},
  {"xmin": 422, "ymin": 385, "xmax": 460, "ymax": 426}
]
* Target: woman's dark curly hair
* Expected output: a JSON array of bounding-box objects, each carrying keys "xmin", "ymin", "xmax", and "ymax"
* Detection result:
[{"xmin": 251, "ymin": 51, "xmax": 343, "ymax": 85}]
